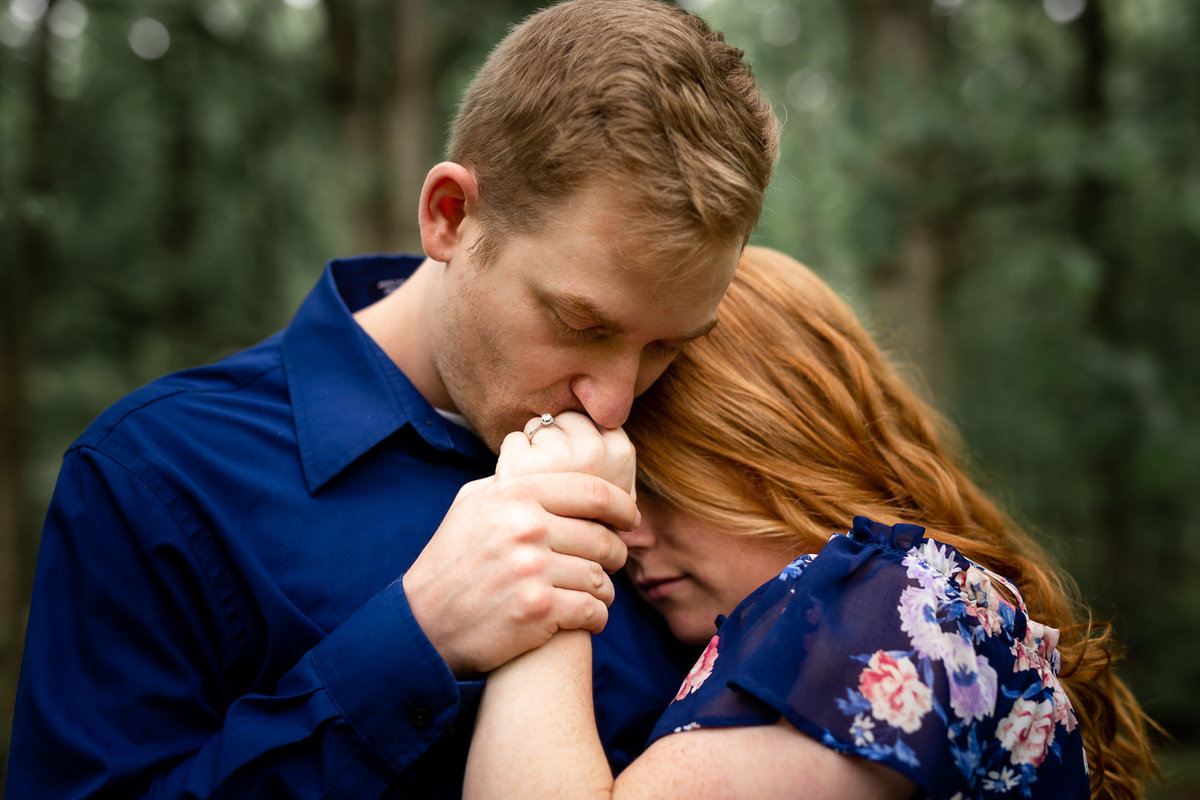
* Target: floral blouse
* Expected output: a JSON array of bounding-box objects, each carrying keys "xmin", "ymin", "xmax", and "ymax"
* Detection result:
[{"xmin": 650, "ymin": 517, "xmax": 1089, "ymax": 799}]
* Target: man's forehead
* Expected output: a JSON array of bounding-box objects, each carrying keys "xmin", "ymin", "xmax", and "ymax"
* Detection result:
[{"xmin": 542, "ymin": 178, "xmax": 739, "ymax": 275}]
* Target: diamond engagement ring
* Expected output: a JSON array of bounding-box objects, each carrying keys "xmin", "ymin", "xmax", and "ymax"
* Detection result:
[{"xmin": 526, "ymin": 413, "xmax": 559, "ymax": 441}]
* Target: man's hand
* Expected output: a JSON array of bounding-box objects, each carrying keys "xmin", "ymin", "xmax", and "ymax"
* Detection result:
[{"xmin": 404, "ymin": 415, "xmax": 638, "ymax": 676}]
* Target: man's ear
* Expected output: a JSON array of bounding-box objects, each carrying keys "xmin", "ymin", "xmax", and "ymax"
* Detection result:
[{"xmin": 419, "ymin": 162, "xmax": 479, "ymax": 263}]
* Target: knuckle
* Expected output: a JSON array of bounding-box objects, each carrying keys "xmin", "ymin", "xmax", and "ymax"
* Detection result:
[
  {"xmin": 582, "ymin": 598, "xmax": 609, "ymax": 632},
  {"xmin": 513, "ymin": 584, "xmax": 552, "ymax": 622},
  {"xmin": 612, "ymin": 439, "xmax": 635, "ymax": 463},
  {"xmin": 508, "ymin": 512, "xmax": 546, "ymax": 545},
  {"xmin": 593, "ymin": 527, "xmax": 625, "ymax": 569},
  {"xmin": 454, "ymin": 477, "xmax": 489, "ymax": 502},
  {"xmin": 580, "ymin": 600, "xmax": 597, "ymax": 629},
  {"xmin": 497, "ymin": 431, "xmax": 529, "ymax": 461},
  {"xmin": 585, "ymin": 476, "xmax": 612, "ymax": 508},
  {"xmin": 579, "ymin": 436, "xmax": 604, "ymax": 466},
  {"xmin": 599, "ymin": 585, "xmax": 616, "ymax": 608},
  {"xmin": 589, "ymin": 561, "xmax": 606, "ymax": 591},
  {"xmin": 606, "ymin": 534, "xmax": 628, "ymax": 568},
  {"xmin": 508, "ymin": 547, "xmax": 547, "ymax": 578},
  {"xmin": 492, "ymin": 474, "xmax": 529, "ymax": 498},
  {"xmin": 594, "ymin": 526, "xmax": 612, "ymax": 563}
]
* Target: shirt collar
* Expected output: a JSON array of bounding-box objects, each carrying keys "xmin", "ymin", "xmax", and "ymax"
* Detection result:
[{"xmin": 281, "ymin": 254, "xmax": 494, "ymax": 493}]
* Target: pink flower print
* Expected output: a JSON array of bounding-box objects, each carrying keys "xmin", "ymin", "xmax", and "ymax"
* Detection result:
[
  {"xmin": 1010, "ymin": 638, "xmax": 1035, "ymax": 674},
  {"xmin": 1011, "ymin": 617, "xmax": 1075, "ymax": 733},
  {"xmin": 964, "ymin": 603, "xmax": 1001, "ymax": 637},
  {"xmin": 1050, "ymin": 675, "xmax": 1078, "ymax": 732},
  {"xmin": 959, "ymin": 565, "xmax": 999, "ymax": 601},
  {"xmin": 858, "ymin": 650, "xmax": 932, "ymax": 734},
  {"xmin": 997, "ymin": 697, "xmax": 1056, "ymax": 766},
  {"xmin": 961, "ymin": 567, "xmax": 1010, "ymax": 637},
  {"xmin": 1025, "ymin": 618, "xmax": 1061, "ymax": 660},
  {"xmin": 1035, "ymin": 626, "xmax": 1064, "ymax": 679},
  {"xmin": 675, "ymin": 635, "xmax": 719, "ymax": 701}
]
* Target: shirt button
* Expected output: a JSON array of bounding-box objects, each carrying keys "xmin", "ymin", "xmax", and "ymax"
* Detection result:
[{"xmin": 409, "ymin": 707, "xmax": 432, "ymax": 730}]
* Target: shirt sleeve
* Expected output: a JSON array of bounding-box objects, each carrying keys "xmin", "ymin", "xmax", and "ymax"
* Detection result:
[
  {"xmin": 649, "ymin": 518, "xmax": 1090, "ymax": 800},
  {"xmin": 7, "ymin": 445, "xmax": 471, "ymax": 799}
]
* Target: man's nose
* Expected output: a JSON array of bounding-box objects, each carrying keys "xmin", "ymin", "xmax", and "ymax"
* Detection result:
[{"xmin": 570, "ymin": 354, "xmax": 644, "ymax": 430}]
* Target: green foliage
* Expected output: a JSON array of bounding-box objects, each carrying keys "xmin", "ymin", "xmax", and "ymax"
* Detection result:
[{"xmin": 6, "ymin": 1, "xmax": 344, "ymax": 506}]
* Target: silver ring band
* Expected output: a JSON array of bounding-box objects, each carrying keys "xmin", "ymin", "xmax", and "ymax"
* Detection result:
[{"xmin": 526, "ymin": 413, "xmax": 558, "ymax": 441}]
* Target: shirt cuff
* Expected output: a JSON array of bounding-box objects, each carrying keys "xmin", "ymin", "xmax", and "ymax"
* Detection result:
[{"xmin": 311, "ymin": 579, "xmax": 463, "ymax": 771}]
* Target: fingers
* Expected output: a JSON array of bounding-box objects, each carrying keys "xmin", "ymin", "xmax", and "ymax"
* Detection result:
[
  {"xmin": 539, "ymin": 508, "xmax": 629, "ymax": 575},
  {"xmin": 499, "ymin": 547, "xmax": 614, "ymax": 619},
  {"xmin": 523, "ymin": 412, "xmax": 564, "ymax": 441},
  {"xmin": 554, "ymin": 588, "xmax": 610, "ymax": 635},
  {"xmin": 497, "ymin": 412, "xmax": 637, "ymax": 495},
  {"xmin": 527, "ymin": 410, "xmax": 592, "ymax": 438},
  {"xmin": 538, "ymin": 549, "xmax": 617, "ymax": 607},
  {"xmin": 506, "ymin": 582, "xmax": 610, "ymax": 636},
  {"xmin": 508, "ymin": 471, "xmax": 639, "ymax": 534},
  {"xmin": 462, "ymin": 473, "xmax": 633, "ymax": 569}
]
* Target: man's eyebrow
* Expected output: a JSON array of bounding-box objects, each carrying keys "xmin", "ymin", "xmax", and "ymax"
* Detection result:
[{"xmin": 556, "ymin": 293, "xmax": 718, "ymax": 344}]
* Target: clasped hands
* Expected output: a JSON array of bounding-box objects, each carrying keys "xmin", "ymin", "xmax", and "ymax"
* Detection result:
[{"xmin": 403, "ymin": 412, "xmax": 637, "ymax": 677}]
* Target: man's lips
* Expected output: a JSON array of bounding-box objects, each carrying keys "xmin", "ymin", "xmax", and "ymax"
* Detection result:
[{"xmin": 635, "ymin": 575, "xmax": 687, "ymax": 602}]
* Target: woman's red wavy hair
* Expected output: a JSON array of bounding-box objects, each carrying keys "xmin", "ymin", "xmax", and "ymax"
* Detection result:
[{"xmin": 627, "ymin": 245, "xmax": 1158, "ymax": 799}]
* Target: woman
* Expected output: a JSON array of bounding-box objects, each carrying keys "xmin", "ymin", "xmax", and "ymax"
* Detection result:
[{"xmin": 465, "ymin": 246, "xmax": 1156, "ymax": 799}]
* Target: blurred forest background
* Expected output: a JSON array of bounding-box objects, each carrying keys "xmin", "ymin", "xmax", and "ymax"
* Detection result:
[{"xmin": 1, "ymin": 0, "xmax": 1197, "ymax": 795}]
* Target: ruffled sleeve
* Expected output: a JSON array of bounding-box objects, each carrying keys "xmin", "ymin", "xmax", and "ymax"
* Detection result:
[{"xmin": 649, "ymin": 517, "xmax": 1090, "ymax": 800}]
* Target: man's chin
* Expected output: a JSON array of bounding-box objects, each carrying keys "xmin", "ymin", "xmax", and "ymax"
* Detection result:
[{"xmin": 475, "ymin": 415, "xmax": 524, "ymax": 454}]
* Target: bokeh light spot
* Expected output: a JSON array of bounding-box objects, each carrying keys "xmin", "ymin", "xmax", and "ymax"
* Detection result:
[
  {"xmin": 1044, "ymin": 0, "xmax": 1086, "ymax": 24},
  {"xmin": 48, "ymin": 0, "xmax": 87, "ymax": 39},
  {"xmin": 787, "ymin": 69, "xmax": 829, "ymax": 112},
  {"xmin": 760, "ymin": 5, "xmax": 801, "ymax": 48},
  {"xmin": 129, "ymin": 17, "xmax": 169, "ymax": 60}
]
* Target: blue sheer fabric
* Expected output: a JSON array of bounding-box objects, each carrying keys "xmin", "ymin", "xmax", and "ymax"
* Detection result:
[{"xmin": 651, "ymin": 517, "xmax": 1090, "ymax": 799}]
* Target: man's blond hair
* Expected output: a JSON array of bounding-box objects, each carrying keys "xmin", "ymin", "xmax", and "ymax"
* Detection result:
[{"xmin": 449, "ymin": 0, "xmax": 779, "ymax": 269}]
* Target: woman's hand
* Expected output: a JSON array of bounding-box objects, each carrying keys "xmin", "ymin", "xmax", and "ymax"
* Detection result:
[{"xmin": 496, "ymin": 411, "xmax": 637, "ymax": 499}]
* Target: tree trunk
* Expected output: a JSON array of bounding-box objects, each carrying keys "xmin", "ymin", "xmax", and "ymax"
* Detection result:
[
  {"xmin": 324, "ymin": 1, "xmax": 379, "ymax": 254},
  {"xmin": 849, "ymin": 0, "xmax": 961, "ymax": 404},
  {"xmin": 1, "ymin": 0, "xmax": 58, "ymax": 773},
  {"xmin": 1071, "ymin": 0, "xmax": 1132, "ymax": 620},
  {"xmin": 325, "ymin": 0, "xmax": 433, "ymax": 255},
  {"xmin": 162, "ymin": 40, "xmax": 200, "ymax": 371},
  {"xmin": 387, "ymin": 0, "xmax": 433, "ymax": 252}
]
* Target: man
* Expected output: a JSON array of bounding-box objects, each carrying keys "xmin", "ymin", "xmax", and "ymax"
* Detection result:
[{"xmin": 7, "ymin": 1, "xmax": 778, "ymax": 796}]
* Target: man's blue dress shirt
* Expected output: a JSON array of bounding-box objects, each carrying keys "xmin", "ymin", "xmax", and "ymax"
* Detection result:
[{"xmin": 7, "ymin": 255, "xmax": 695, "ymax": 799}]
